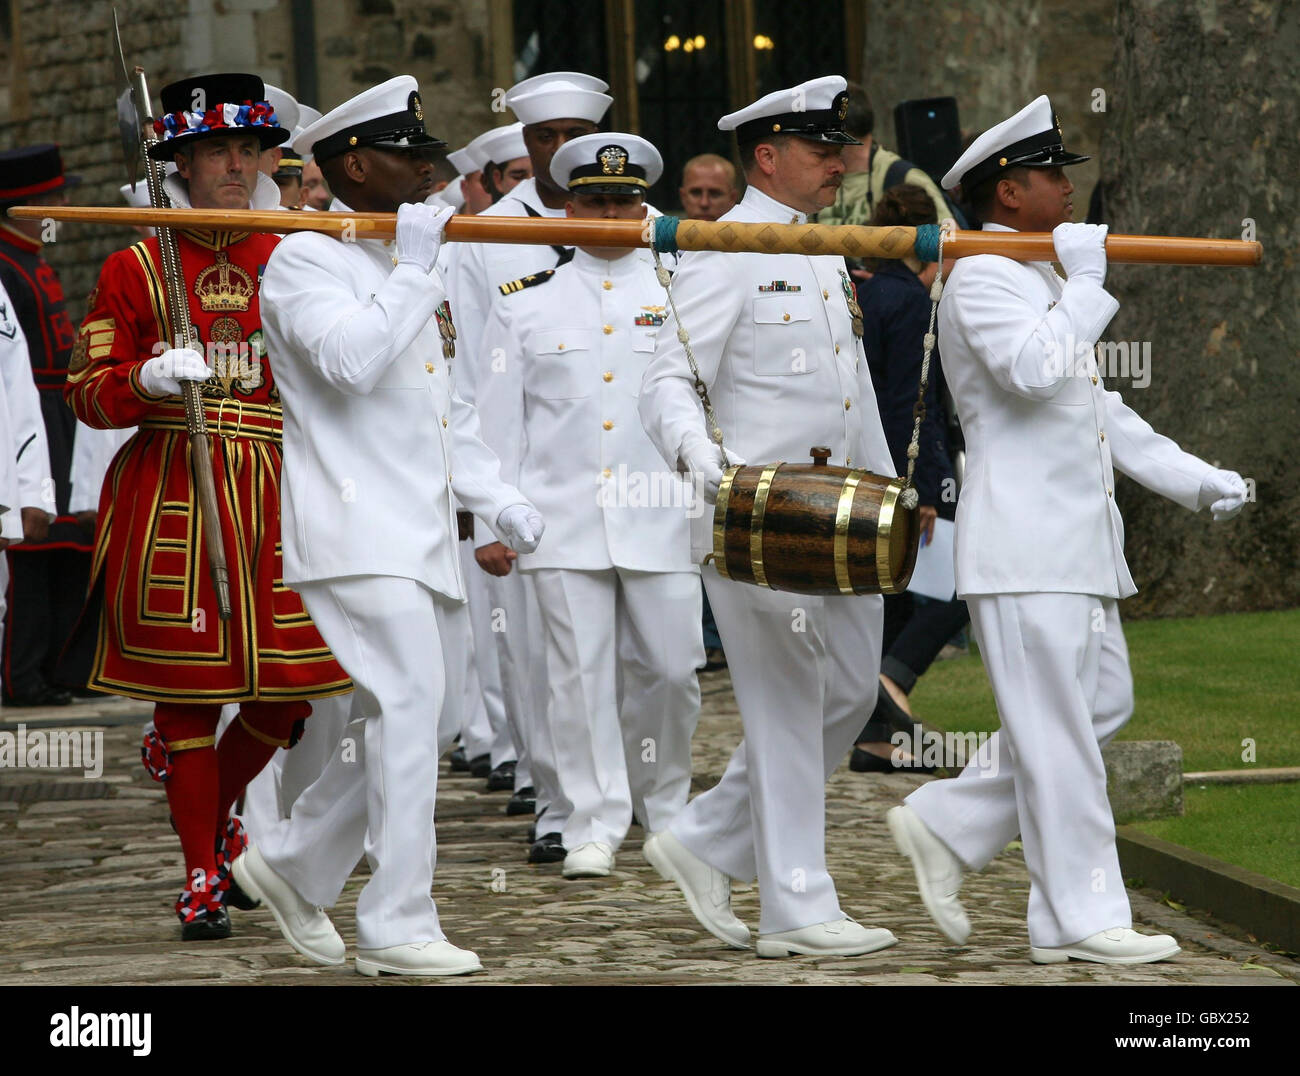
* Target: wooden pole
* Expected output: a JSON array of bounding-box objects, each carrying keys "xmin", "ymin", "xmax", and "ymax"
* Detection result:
[{"xmin": 7, "ymin": 205, "xmax": 1265, "ymax": 267}]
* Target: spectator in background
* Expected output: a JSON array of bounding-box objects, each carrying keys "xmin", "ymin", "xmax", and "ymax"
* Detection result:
[
  {"xmin": 850, "ymin": 184, "xmax": 969, "ymax": 773},
  {"xmin": 817, "ymin": 83, "xmax": 952, "ymax": 232},
  {"xmin": 678, "ymin": 154, "xmax": 739, "ymax": 222}
]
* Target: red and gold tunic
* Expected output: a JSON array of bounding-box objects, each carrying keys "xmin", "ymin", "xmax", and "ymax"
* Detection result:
[{"xmin": 65, "ymin": 227, "xmax": 351, "ymax": 703}]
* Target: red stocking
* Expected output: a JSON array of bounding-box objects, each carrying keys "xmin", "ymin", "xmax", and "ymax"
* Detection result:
[
  {"xmin": 153, "ymin": 703, "xmax": 222, "ymax": 900},
  {"xmin": 215, "ymin": 699, "xmax": 312, "ymax": 825}
]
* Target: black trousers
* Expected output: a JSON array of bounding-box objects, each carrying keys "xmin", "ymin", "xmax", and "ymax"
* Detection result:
[
  {"xmin": 859, "ymin": 591, "xmax": 970, "ymax": 742},
  {"xmin": 4, "ymin": 541, "xmax": 92, "ymax": 701}
]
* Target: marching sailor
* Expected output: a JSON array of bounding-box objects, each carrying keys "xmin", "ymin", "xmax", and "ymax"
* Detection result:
[
  {"xmin": 885, "ymin": 95, "xmax": 1248, "ymax": 964},
  {"xmin": 237, "ymin": 76, "xmax": 543, "ymax": 977},
  {"xmin": 444, "ymin": 71, "xmax": 613, "ymax": 863},
  {"xmin": 638, "ymin": 76, "xmax": 899, "ymax": 958},
  {"xmin": 477, "ymin": 133, "xmax": 703, "ymax": 878}
]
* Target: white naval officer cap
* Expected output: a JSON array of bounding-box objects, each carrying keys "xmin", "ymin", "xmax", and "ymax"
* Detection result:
[
  {"xmin": 293, "ymin": 104, "xmax": 322, "ymax": 163},
  {"xmin": 941, "ymin": 94, "xmax": 1089, "ymax": 193},
  {"xmin": 718, "ymin": 75, "xmax": 859, "ymax": 145},
  {"xmin": 505, "ymin": 71, "xmax": 612, "ymax": 125},
  {"xmin": 475, "ymin": 122, "xmax": 528, "ymax": 167},
  {"xmin": 297, "ymin": 75, "xmax": 446, "ymax": 164},
  {"xmin": 551, "ymin": 132, "xmax": 662, "ymax": 195}
]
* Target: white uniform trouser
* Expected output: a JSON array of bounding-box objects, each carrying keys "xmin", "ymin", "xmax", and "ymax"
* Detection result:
[
  {"xmin": 906, "ymin": 593, "xmax": 1134, "ymax": 948},
  {"xmin": 532, "ymin": 567, "xmax": 702, "ymax": 851},
  {"xmin": 487, "ymin": 567, "xmax": 566, "ymax": 831},
  {"xmin": 670, "ymin": 564, "xmax": 883, "ymax": 935},
  {"xmin": 257, "ymin": 575, "xmax": 467, "ymax": 950},
  {"xmin": 458, "ymin": 540, "xmax": 505, "ymax": 764}
]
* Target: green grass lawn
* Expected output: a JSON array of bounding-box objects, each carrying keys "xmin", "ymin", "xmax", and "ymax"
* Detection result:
[
  {"xmin": 910, "ymin": 607, "xmax": 1300, "ymax": 772},
  {"xmin": 907, "ymin": 607, "xmax": 1300, "ymax": 886},
  {"xmin": 1133, "ymin": 782, "xmax": 1300, "ymax": 890}
]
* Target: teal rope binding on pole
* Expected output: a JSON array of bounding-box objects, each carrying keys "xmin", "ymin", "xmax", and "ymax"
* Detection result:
[
  {"xmin": 913, "ymin": 223, "xmax": 942, "ymax": 264},
  {"xmin": 652, "ymin": 214, "xmax": 680, "ymax": 254}
]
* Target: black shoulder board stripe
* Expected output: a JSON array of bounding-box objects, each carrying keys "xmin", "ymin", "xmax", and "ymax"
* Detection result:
[{"xmin": 498, "ymin": 269, "xmax": 556, "ymax": 296}]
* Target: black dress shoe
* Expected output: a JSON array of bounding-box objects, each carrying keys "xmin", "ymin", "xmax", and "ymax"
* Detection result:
[
  {"xmin": 225, "ymin": 876, "xmax": 261, "ymax": 911},
  {"xmin": 876, "ymin": 687, "xmax": 916, "ymax": 736},
  {"xmin": 486, "ymin": 759, "xmax": 516, "ymax": 791},
  {"xmin": 448, "ymin": 746, "xmax": 469, "ymax": 772},
  {"xmin": 469, "ymin": 753, "xmax": 492, "ymax": 778},
  {"xmin": 180, "ymin": 906, "xmax": 231, "ymax": 941},
  {"xmin": 507, "ymin": 785, "xmax": 536, "ymax": 816},
  {"xmin": 849, "ymin": 743, "xmax": 936, "ymax": 774},
  {"xmin": 3, "ymin": 685, "xmax": 73, "ymax": 707},
  {"xmin": 528, "ymin": 832, "xmax": 565, "ymax": 864}
]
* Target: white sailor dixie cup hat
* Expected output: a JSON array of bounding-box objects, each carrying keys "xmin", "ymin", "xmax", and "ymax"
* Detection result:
[
  {"xmin": 447, "ymin": 137, "xmax": 489, "ymax": 176},
  {"xmin": 292, "ymin": 105, "xmax": 322, "ymax": 163},
  {"xmin": 298, "ymin": 75, "xmax": 446, "ymax": 164},
  {"xmin": 264, "ymin": 85, "xmax": 305, "ymax": 174},
  {"xmin": 719, "ymin": 75, "xmax": 860, "ymax": 146},
  {"xmin": 475, "ymin": 123, "xmax": 528, "ymax": 167},
  {"xmin": 505, "ymin": 71, "xmax": 612, "ymax": 125},
  {"xmin": 942, "ymin": 94, "xmax": 1089, "ymax": 192},
  {"xmin": 551, "ymin": 132, "xmax": 662, "ymax": 194}
]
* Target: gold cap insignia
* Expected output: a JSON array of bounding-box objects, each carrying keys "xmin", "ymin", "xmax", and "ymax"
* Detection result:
[
  {"xmin": 411, "ymin": 91, "xmax": 424, "ymax": 123},
  {"xmin": 598, "ymin": 144, "xmax": 628, "ymax": 176}
]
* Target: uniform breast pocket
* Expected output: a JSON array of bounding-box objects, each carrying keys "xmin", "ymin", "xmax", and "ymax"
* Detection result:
[
  {"xmin": 527, "ymin": 328, "xmax": 594, "ymax": 399},
  {"xmin": 752, "ymin": 295, "xmax": 818, "ymax": 376}
]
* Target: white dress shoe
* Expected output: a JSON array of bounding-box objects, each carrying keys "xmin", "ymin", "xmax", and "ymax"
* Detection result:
[
  {"xmin": 756, "ymin": 918, "xmax": 899, "ymax": 958},
  {"xmin": 1030, "ymin": 927, "xmax": 1181, "ymax": 965},
  {"xmin": 562, "ymin": 841, "xmax": 614, "ymax": 878},
  {"xmin": 642, "ymin": 830, "xmax": 751, "ymax": 949},
  {"xmin": 886, "ymin": 805, "xmax": 971, "ymax": 944},
  {"xmin": 231, "ymin": 846, "xmax": 345, "ymax": 965},
  {"xmin": 355, "ymin": 940, "xmax": 482, "ymax": 977}
]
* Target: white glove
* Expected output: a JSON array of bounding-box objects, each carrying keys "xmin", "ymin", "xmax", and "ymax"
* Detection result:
[
  {"xmin": 680, "ymin": 436, "xmax": 743, "ymax": 505},
  {"xmin": 396, "ymin": 202, "xmax": 454, "ymax": 273},
  {"xmin": 138, "ymin": 347, "xmax": 211, "ymax": 397},
  {"xmin": 1053, "ymin": 222, "xmax": 1109, "ymax": 286},
  {"xmin": 496, "ymin": 503, "xmax": 545, "ymax": 554},
  {"xmin": 1198, "ymin": 468, "xmax": 1248, "ymax": 522}
]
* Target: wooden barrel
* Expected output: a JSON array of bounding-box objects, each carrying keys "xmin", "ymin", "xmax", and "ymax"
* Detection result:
[{"xmin": 711, "ymin": 448, "xmax": 918, "ymax": 596}]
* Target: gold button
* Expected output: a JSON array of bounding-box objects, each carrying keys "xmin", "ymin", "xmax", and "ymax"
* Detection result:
[
  {"xmin": 772, "ymin": 123, "xmax": 781, "ymax": 132},
  {"xmin": 1100, "ymin": 431, "xmax": 1105, "ymax": 442},
  {"xmin": 846, "ymin": 456, "xmax": 852, "ymax": 466},
  {"xmin": 782, "ymin": 313, "xmax": 790, "ymax": 322},
  {"xmin": 602, "ymin": 280, "xmax": 613, "ymax": 290},
  {"xmin": 1091, "ymin": 375, "xmax": 1099, "ymax": 385},
  {"xmin": 603, "ymin": 324, "xmax": 614, "ymax": 335},
  {"xmin": 425, "ymin": 362, "xmax": 434, "ymax": 373},
  {"xmin": 602, "ymin": 420, "xmax": 614, "ymax": 430},
  {"xmin": 602, "ymin": 468, "xmax": 612, "ymax": 478},
  {"xmin": 844, "ymin": 398, "xmax": 851, "ymax": 410},
  {"xmin": 603, "ymin": 371, "xmax": 613, "ymax": 382},
  {"xmin": 1107, "ymin": 488, "xmax": 1113, "ymax": 497},
  {"xmin": 383, "ymin": 239, "xmax": 393, "ymax": 246},
  {"xmin": 789, "ymin": 216, "xmax": 798, "ymax": 224},
  {"xmin": 823, "ymin": 289, "xmax": 830, "ymax": 299},
  {"xmin": 835, "ymin": 345, "xmax": 840, "ymax": 354},
  {"xmin": 442, "ymin": 417, "xmax": 448, "ymax": 428},
  {"xmin": 558, "ymin": 343, "xmax": 565, "ymax": 350}
]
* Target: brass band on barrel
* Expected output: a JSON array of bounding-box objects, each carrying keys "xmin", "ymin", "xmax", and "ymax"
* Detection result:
[
  {"xmin": 749, "ymin": 463, "xmax": 781, "ymax": 589},
  {"xmin": 712, "ymin": 465, "xmax": 739, "ymax": 580},
  {"xmin": 876, "ymin": 480, "xmax": 904, "ymax": 594},
  {"xmin": 833, "ymin": 472, "xmax": 862, "ymax": 595}
]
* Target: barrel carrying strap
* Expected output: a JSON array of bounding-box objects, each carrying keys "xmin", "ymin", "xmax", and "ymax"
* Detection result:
[
  {"xmin": 899, "ymin": 220, "xmax": 953, "ymax": 511},
  {"xmin": 651, "ymin": 245, "xmax": 727, "ymax": 464}
]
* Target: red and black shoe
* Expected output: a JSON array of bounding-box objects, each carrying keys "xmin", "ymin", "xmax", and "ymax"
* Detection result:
[
  {"xmin": 176, "ymin": 877, "xmax": 232, "ymax": 941},
  {"xmin": 215, "ymin": 817, "xmax": 260, "ymax": 911}
]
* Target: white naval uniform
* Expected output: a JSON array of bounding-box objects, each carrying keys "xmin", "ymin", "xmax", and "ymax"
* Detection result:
[
  {"xmin": 905, "ymin": 223, "xmax": 1219, "ymax": 948},
  {"xmin": 256, "ymin": 199, "xmax": 531, "ymax": 948},
  {"xmin": 639, "ymin": 186, "xmax": 895, "ymax": 934},
  {"xmin": 443, "ymin": 177, "xmax": 573, "ymax": 829},
  {"xmin": 0, "ymin": 286, "xmax": 55, "ymax": 693},
  {"xmin": 478, "ymin": 248, "xmax": 703, "ymax": 851}
]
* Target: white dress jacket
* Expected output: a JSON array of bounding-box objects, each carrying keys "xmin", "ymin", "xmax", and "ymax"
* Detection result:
[
  {"xmin": 939, "ymin": 223, "xmax": 1216, "ymax": 599},
  {"xmin": 260, "ymin": 199, "xmax": 528, "ymax": 600}
]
